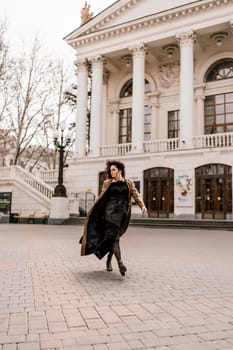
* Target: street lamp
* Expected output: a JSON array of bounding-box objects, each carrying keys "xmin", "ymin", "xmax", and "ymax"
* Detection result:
[{"xmin": 53, "ymin": 125, "xmax": 71, "ymax": 197}]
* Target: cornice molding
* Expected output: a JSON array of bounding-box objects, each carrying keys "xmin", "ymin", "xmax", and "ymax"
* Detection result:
[
  {"xmin": 68, "ymin": 0, "xmax": 229, "ymax": 49},
  {"xmin": 84, "ymin": 0, "xmax": 139, "ymax": 36}
]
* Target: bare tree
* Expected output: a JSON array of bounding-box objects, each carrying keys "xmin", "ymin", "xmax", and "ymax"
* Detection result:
[
  {"xmin": 64, "ymin": 83, "xmax": 77, "ymax": 107},
  {"xmin": 0, "ymin": 27, "xmax": 76, "ymax": 170},
  {"xmin": 4, "ymin": 37, "xmax": 54, "ymax": 165},
  {"xmin": 40, "ymin": 59, "xmax": 75, "ymax": 170},
  {"xmin": 0, "ymin": 19, "xmax": 12, "ymax": 124}
]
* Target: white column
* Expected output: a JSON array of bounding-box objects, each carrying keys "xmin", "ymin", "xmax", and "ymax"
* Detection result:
[
  {"xmin": 150, "ymin": 94, "xmax": 160, "ymax": 139},
  {"xmin": 194, "ymin": 85, "xmax": 206, "ymax": 135},
  {"xmin": 75, "ymin": 59, "xmax": 88, "ymax": 157},
  {"xmin": 102, "ymin": 70, "xmax": 110, "ymax": 146},
  {"xmin": 89, "ymin": 56, "xmax": 104, "ymax": 157},
  {"xmin": 176, "ymin": 31, "xmax": 195, "ymax": 145},
  {"xmin": 109, "ymin": 101, "xmax": 120, "ymax": 143},
  {"xmin": 130, "ymin": 44, "xmax": 146, "ymax": 153}
]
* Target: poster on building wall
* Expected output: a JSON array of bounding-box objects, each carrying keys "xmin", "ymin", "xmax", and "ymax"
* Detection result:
[{"xmin": 175, "ymin": 174, "xmax": 193, "ymax": 206}]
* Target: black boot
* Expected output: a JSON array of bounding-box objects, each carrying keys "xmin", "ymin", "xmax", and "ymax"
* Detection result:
[
  {"xmin": 118, "ymin": 261, "xmax": 127, "ymax": 276},
  {"xmin": 106, "ymin": 259, "xmax": 113, "ymax": 272}
]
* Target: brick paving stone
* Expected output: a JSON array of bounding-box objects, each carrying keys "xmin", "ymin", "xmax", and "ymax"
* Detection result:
[
  {"xmin": 99, "ymin": 325, "xmax": 130, "ymax": 336},
  {"xmin": 26, "ymin": 334, "xmax": 39, "ymax": 342},
  {"xmin": 199, "ymin": 330, "xmax": 233, "ymax": 341},
  {"xmin": 62, "ymin": 309, "xmax": 86, "ymax": 328},
  {"xmin": 111, "ymin": 306, "xmax": 134, "ymax": 317},
  {"xmin": 122, "ymin": 332, "xmax": 142, "ymax": 342},
  {"xmin": 83, "ymin": 318, "xmax": 107, "ymax": 329},
  {"xmin": 46, "ymin": 310, "xmax": 66, "ymax": 323},
  {"xmin": 7, "ymin": 325, "xmax": 27, "ymax": 336},
  {"xmin": 1, "ymin": 224, "xmax": 233, "ymax": 349},
  {"xmin": 17, "ymin": 342, "xmax": 40, "ymax": 350},
  {"xmin": 95, "ymin": 306, "xmax": 122, "ymax": 324},
  {"xmin": 171, "ymin": 339, "xmax": 233, "ymax": 349},
  {"xmin": 40, "ymin": 338, "xmax": 62, "ymax": 349},
  {"xmin": 61, "ymin": 338, "xmax": 77, "ymax": 347},
  {"xmin": 65, "ymin": 346, "xmax": 92, "ymax": 350},
  {"xmin": 76, "ymin": 334, "xmax": 108, "ymax": 346},
  {"xmin": 2, "ymin": 345, "xmax": 17, "ymax": 350},
  {"xmin": 155, "ymin": 327, "xmax": 189, "ymax": 337},
  {"xmin": 126, "ymin": 339, "xmax": 145, "ymax": 349},
  {"xmin": 106, "ymin": 342, "xmax": 131, "ymax": 350},
  {"xmin": 48, "ymin": 321, "xmax": 68, "ymax": 333},
  {"xmin": 94, "ymin": 345, "xmax": 109, "ymax": 350},
  {"xmin": 0, "ymin": 335, "xmax": 25, "ymax": 344},
  {"xmin": 126, "ymin": 304, "xmax": 155, "ymax": 321},
  {"xmin": 79, "ymin": 307, "xmax": 101, "ymax": 320}
]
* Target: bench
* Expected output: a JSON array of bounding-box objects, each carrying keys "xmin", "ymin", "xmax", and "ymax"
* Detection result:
[
  {"xmin": 14, "ymin": 211, "xmax": 49, "ymax": 224},
  {"xmin": 14, "ymin": 211, "xmax": 35, "ymax": 224},
  {"xmin": 33, "ymin": 211, "xmax": 49, "ymax": 224}
]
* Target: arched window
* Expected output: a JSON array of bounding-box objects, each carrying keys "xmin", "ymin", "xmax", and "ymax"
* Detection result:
[
  {"xmin": 119, "ymin": 79, "xmax": 152, "ymax": 143},
  {"xmin": 119, "ymin": 78, "xmax": 151, "ymax": 97},
  {"xmin": 204, "ymin": 59, "xmax": 233, "ymax": 82},
  {"xmin": 120, "ymin": 79, "xmax": 133, "ymax": 97},
  {"xmin": 204, "ymin": 59, "xmax": 233, "ymax": 134}
]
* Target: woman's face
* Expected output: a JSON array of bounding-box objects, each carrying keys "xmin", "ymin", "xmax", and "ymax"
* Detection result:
[{"xmin": 110, "ymin": 165, "xmax": 121, "ymax": 179}]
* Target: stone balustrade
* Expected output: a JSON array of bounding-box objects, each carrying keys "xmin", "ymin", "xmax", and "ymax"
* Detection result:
[
  {"xmin": 2, "ymin": 166, "xmax": 54, "ymax": 200},
  {"xmin": 99, "ymin": 133, "xmax": 233, "ymax": 157}
]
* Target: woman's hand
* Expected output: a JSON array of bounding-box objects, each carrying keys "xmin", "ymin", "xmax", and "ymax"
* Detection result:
[{"xmin": 142, "ymin": 206, "xmax": 148, "ymax": 216}]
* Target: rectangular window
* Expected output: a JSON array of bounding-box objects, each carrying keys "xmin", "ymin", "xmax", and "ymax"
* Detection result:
[
  {"xmin": 144, "ymin": 105, "xmax": 152, "ymax": 141},
  {"xmin": 168, "ymin": 110, "xmax": 180, "ymax": 138},
  {"xmin": 204, "ymin": 92, "xmax": 233, "ymax": 134},
  {"xmin": 119, "ymin": 106, "xmax": 152, "ymax": 143},
  {"xmin": 119, "ymin": 109, "xmax": 132, "ymax": 143}
]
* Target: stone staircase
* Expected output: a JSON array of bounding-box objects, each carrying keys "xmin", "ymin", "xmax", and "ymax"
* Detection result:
[
  {"xmin": 0, "ymin": 166, "xmax": 54, "ymax": 212},
  {"xmin": 62, "ymin": 216, "xmax": 233, "ymax": 230}
]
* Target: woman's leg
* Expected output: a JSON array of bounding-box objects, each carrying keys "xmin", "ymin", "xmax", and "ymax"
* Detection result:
[
  {"xmin": 112, "ymin": 237, "xmax": 127, "ymax": 276},
  {"xmin": 106, "ymin": 250, "xmax": 113, "ymax": 271}
]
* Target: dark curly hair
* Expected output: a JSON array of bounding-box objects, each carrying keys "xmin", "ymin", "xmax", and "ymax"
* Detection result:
[{"xmin": 105, "ymin": 159, "xmax": 126, "ymax": 179}]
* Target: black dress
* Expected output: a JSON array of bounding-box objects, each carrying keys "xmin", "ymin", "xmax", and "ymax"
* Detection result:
[
  {"xmin": 104, "ymin": 181, "xmax": 129, "ymax": 227},
  {"xmin": 95, "ymin": 181, "xmax": 129, "ymax": 258}
]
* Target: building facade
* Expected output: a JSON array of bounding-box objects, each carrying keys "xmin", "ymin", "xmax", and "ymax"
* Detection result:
[{"xmin": 64, "ymin": 0, "xmax": 233, "ymax": 220}]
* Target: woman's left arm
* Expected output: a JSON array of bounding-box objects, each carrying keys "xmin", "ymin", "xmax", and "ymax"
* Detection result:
[{"xmin": 128, "ymin": 179, "xmax": 147, "ymax": 214}]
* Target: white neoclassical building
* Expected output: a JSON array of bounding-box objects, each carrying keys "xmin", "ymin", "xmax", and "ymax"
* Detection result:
[{"xmin": 63, "ymin": 0, "xmax": 233, "ymax": 220}]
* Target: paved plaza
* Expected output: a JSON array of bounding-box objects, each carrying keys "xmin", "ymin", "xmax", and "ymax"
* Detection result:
[{"xmin": 0, "ymin": 224, "xmax": 233, "ymax": 350}]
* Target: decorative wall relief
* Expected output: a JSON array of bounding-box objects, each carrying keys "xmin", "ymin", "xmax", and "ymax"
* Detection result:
[{"xmin": 159, "ymin": 62, "xmax": 180, "ymax": 88}]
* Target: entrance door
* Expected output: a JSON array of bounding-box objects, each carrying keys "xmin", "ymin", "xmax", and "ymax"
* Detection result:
[
  {"xmin": 196, "ymin": 164, "xmax": 232, "ymax": 219},
  {"xmin": 144, "ymin": 167, "xmax": 174, "ymax": 218}
]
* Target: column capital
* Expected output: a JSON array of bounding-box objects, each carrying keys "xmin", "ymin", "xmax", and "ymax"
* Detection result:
[
  {"xmin": 74, "ymin": 58, "xmax": 88, "ymax": 68},
  {"xmin": 194, "ymin": 84, "xmax": 206, "ymax": 101},
  {"xmin": 103, "ymin": 69, "xmax": 110, "ymax": 84},
  {"xmin": 229, "ymin": 19, "xmax": 233, "ymax": 32},
  {"xmin": 90, "ymin": 55, "xmax": 106, "ymax": 66},
  {"xmin": 149, "ymin": 93, "xmax": 160, "ymax": 108},
  {"xmin": 129, "ymin": 43, "xmax": 147, "ymax": 57},
  {"xmin": 176, "ymin": 31, "xmax": 196, "ymax": 46},
  {"xmin": 108, "ymin": 100, "xmax": 119, "ymax": 114}
]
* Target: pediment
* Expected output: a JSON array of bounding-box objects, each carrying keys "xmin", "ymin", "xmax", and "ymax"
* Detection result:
[{"xmin": 64, "ymin": 0, "xmax": 200, "ymax": 42}]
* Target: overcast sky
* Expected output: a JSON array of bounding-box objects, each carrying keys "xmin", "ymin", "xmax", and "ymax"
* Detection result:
[{"xmin": 0, "ymin": 0, "xmax": 116, "ymax": 62}]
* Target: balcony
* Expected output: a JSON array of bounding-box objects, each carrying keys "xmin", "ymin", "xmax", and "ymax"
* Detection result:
[{"xmin": 99, "ymin": 132, "xmax": 233, "ymax": 157}]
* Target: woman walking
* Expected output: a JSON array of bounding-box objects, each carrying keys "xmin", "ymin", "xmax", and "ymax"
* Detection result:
[{"xmin": 80, "ymin": 159, "xmax": 147, "ymax": 276}]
